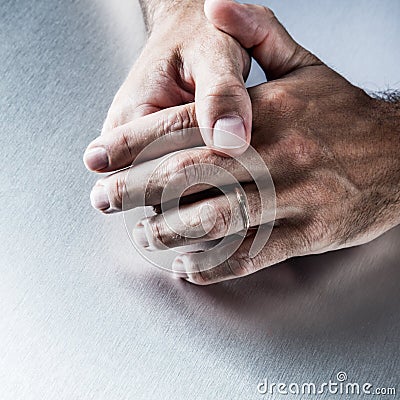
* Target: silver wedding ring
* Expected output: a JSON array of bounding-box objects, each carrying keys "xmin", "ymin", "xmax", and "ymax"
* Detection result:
[{"xmin": 234, "ymin": 186, "xmax": 250, "ymax": 232}]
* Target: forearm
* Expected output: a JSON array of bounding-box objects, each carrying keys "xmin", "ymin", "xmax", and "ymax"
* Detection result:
[
  {"xmin": 385, "ymin": 96, "xmax": 400, "ymax": 213},
  {"xmin": 139, "ymin": 0, "xmax": 205, "ymax": 33},
  {"xmin": 370, "ymin": 92, "xmax": 400, "ymax": 224}
]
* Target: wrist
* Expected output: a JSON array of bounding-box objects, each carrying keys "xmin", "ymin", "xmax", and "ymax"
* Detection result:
[{"xmin": 143, "ymin": 0, "xmax": 205, "ymax": 34}]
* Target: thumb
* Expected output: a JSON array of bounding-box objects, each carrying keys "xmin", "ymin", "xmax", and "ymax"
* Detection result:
[
  {"xmin": 204, "ymin": 0, "xmax": 321, "ymax": 79},
  {"xmin": 190, "ymin": 46, "xmax": 252, "ymax": 157}
]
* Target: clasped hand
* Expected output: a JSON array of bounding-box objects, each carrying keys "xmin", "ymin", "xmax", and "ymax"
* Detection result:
[{"xmin": 83, "ymin": 0, "xmax": 400, "ymax": 285}]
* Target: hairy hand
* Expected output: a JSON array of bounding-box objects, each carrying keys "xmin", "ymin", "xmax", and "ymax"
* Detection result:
[{"xmin": 86, "ymin": 0, "xmax": 400, "ymax": 284}]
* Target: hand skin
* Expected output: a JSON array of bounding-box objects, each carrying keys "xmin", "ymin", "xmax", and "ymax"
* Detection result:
[
  {"xmin": 86, "ymin": 0, "xmax": 400, "ymax": 285},
  {"xmin": 83, "ymin": 0, "xmax": 255, "ymax": 166}
]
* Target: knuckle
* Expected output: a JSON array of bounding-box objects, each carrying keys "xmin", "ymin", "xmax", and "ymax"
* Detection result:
[
  {"xmin": 171, "ymin": 153, "xmax": 203, "ymax": 186},
  {"xmin": 188, "ymin": 210, "xmax": 203, "ymax": 231},
  {"xmin": 181, "ymin": 164, "xmax": 201, "ymax": 189},
  {"xmin": 149, "ymin": 153, "xmax": 203, "ymax": 200},
  {"xmin": 149, "ymin": 150, "xmax": 217, "ymax": 200},
  {"xmin": 202, "ymin": 75, "xmax": 246, "ymax": 100},
  {"xmin": 226, "ymin": 254, "xmax": 256, "ymax": 277},
  {"xmin": 148, "ymin": 217, "xmax": 169, "ymax": 248},
  {"xmin": 114, "ymin": 126, "xmax": 136, "ymax": 162},
  {"xmin": 174, "ymin": 153, "xmax": 198, "ymax": 174},
  {"xmin": 251, "ymin": 6, "xmax": 275, "ymax": 38},
  {"xmin": 189, "ymin": 269, "xmax": 210, "ymax": 285},
  {"xmin": 250, "ymin": 20, "xmax": 265, "ymax": 45},
  {"xmin": 260, "ymin": 5, "xmax": 275, "ymax": 19},
  {"xmin": 162, "ymin": 105, "xmax": 197, "ymax": 134},
  {"xmin": 189, "ymin": 273, "xmax": 209, "ymax": 286},
  {"xmin": 196, "ymin": 200, "xmax": 230, "ymax": 238},
  {"xmin": 207, "ymin": 203, "xmax": 231, "ymax": 238},
  {"xmin": 283, "ymin": 132, "xmax": 320, "ymax": 168},
  {"xmin": 169, "ymin": 125, "xmax": 198, "ymax": 149},
  {"xmin": 106, "ymin": 176, "xmax": 127, "ymax": 210},
  {"xmin": 264, "ymin": 86, "xmax": 291, "ymax": 113},
  {"xmin": 195, "ymin": 202, "xmax": 214, "ymax": 230},
  {"xmin": 185, "ymin": 260, "xmax": 211, "ymax": 285}
]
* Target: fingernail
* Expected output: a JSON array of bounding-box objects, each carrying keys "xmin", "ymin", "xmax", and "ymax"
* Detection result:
[
  {"xmin": 84, "ymin": 147, "xmax": 109, "ymax": 171},
  {"xmin": 90, "ymin": 185, "xmax": 110, "ymax": 210},
  {"xmin": 213, "ymin": 116, "xmax": 247, "ymax": 149},
  {"xmin": 172, "ymin": 257, "xmax": 188, "ymax": 279},
  {"xmin": 132, "ymin": 222, "xmax": 149, "ymax": 248}
]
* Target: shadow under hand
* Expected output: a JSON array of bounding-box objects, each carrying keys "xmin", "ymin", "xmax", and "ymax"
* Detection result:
[{"xmin": 126, "ymin": 225, "xmax": 400, "ymax": 340}]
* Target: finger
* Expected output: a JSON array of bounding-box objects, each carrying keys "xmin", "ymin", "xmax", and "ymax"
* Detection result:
[
  {"xmin": 89, "ymin": 127, "xmax": 304, "ymax": 214},
  {"xmin": 89, "ymin": 147, "xmax": 253, "ymax": 213},
  {"xmin": 172, "ymin": 224, "xmax": 306, "ymax": 285},
  {"xmin": 83, "ymin": 103, "xmax": 203, "ymax": 172},
  {"xmin": 132, "ymin": 183, "xmax": 291, "ymax": 250},
  {"xmin": 101, "ymin": 53, "xmax": 194, "ymax": 133},
  {"xmin": 187, "ymin": 35, "xmax": 252, "ymax": 156},
  {"xmin": 204, "ymin": 0, "xmax": 321, "ymax": 79}
]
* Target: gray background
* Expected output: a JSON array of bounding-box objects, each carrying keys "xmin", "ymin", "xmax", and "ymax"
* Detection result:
[{"xmin": 0, "ymin": 0, "xmax": 399, "ymax": 399}]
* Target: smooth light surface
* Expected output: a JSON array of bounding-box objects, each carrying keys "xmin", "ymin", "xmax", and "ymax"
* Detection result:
[{"xmin": 1, "ymin": 0, "xmax": 399, "ymax": 399}]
